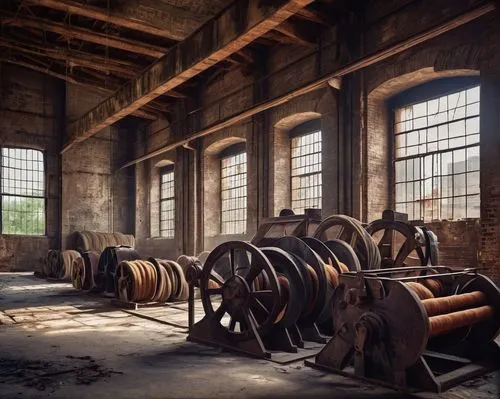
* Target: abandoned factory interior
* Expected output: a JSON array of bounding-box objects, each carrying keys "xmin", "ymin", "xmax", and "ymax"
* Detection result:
[{"xmin": 0, "ymin": 0, "xmax": 500, "ymax": 397}]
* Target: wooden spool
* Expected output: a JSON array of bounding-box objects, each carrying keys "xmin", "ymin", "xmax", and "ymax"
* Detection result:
[
  {"xmin": 428, "ymin": 305, "xmax": 494, "ymax": 337},
  {"xmin": 422, "ymin": 291, "xmax": 487, "ymax": 317}
]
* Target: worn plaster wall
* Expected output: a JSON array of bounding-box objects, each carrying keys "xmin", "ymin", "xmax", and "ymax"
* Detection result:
[{"xmin": 0, "ymin": 64, "xmax": 62, "ymax": 271}]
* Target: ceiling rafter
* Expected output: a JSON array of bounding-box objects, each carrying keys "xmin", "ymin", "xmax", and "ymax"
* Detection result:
[
  {"xmin": 273, "ymin": 20, "xmax": 316, "ymax": 46},
  {"xmin": 0, "ymin": 55, "xmax": 158, "ymax": 120},
  {"xmin": 22, "ymin": 0, "xmax": 199, "ymax": 41},
  {"xmin": 0, "ymin": 38, "xmax": 140, "ymax": 78},
  {"xmin": 0, "ymin": 12, "xmax": 168, "ymax": 57}
]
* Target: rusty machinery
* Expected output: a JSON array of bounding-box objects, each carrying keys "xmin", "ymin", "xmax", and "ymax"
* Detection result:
[
  {"xmin": 185, "ymin": 225, "xmax": 363, "ymax": 362},
  {"xmin": 306, "ymin": 266, "xmax": 500, "ymax": 392},
  {"xmin": 185, "ymin": 239, "xmax": 354, "ymax": 362},
  {"xmin": 185, "ymin": 211, "xmax": 450, "ymax": 368},
  {"xmin": 366, "ymin": 210, "xmax": 439, "ymax": 268},
  {"xmin": 251, "ymin": 208, "xmax": 322, "ymax": 247}
]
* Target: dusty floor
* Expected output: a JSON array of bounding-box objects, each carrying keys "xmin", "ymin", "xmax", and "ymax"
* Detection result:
[{"xmin": 0, "ymin": 273, "xmax": 498, "ymax": 399}]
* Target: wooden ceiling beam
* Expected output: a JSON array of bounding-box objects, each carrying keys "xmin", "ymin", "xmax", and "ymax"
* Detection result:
[
  {"xmin": 23, "ymin": 0, "xmax": 171, "ymax": 38},
  {"xmin": 64, "ymin": 0, "xmax": 314, "ymax": 151},
  {"xmin": 0, "ymin": 56, "xmax": 157, "ymax": 120},
  {"xmin": 0, "ymin": 12, "xmax": 168, "ymax": 57},
  {"xmin": 23, "ymin": 0, "xmax": 199, "ymax": 41},
  {"xmin": 0, "ymin": 38, "xmax": 140, "ymax": 78},
  {"xmin": 273, "ymin": 20, "xmax": 316, "ymax": 46},
  {"xmin": 295, "ymin": 8, "xmax": 331, "ymax": 25}
]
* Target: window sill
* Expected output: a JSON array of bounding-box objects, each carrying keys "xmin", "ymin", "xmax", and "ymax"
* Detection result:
[
  {"xmin": 0, "ymin": 234, "xmax": 47, "ymax": 238},
  {"xmin": 148, "ymin": 236, "xmax": 175, "ymax": 240}
]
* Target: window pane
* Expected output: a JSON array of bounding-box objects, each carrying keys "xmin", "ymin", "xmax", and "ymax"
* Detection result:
[
  {"xmin": 221, "ymin": 152, "xmax": 247, "ymax": 234},
  {"xmin": 291, "ymin": 131, "xmax": 322, "ymax": 214},
  {"xmin": 393, "ymin": 85, "xmax": 480, "ymax": 221},
  {"xmin": 1, "ymin": 148, "xmax": 45, "ymax": 235},
  {"xmin": 159, "ymin": 170, "xmax": 175, "ymax": 238}
]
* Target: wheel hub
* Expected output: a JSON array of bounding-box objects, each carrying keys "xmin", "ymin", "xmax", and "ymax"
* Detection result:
[{"xmin": 222, "ymin": 275, "xmax": 250, "ymax": 316}]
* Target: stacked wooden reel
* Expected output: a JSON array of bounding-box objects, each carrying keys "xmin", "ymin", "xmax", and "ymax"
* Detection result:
[
  {"xmin": 71, "ymin": 231, "xmax": 135, "ymax": 253},
  {"xmin": 71, "ymin": 252, "xmax": 100, "ymax": 291},
  {"xmin": 43, "ymin": 250, "xmax": 81, "ymax": 280},
  {"xmin": 115, "ymin": 258, "xmax": 189, "ymax": 304}
]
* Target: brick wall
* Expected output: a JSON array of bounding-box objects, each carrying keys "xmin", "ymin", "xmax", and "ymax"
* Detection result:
[
  {"xmin": 0, "ymin": 64, "xmax": 62, "ymax": 271},
  {"xmin": 61, "ymin": 84, "xmax": 134, "ymax": 250},
  {"xmin": 360, "ymin": 0, "xmax": 500, "ymax": 281},
  {"xmin": 119, "ymin": 0, "xmax": 500, "ymax": 285}
]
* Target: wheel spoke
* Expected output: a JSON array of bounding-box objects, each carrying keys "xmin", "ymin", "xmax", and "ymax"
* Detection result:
[
  {"xmin": 214, "ymin": 303, "xmax": 227, "ymax": 322},
  {"xmin": 336, "ymin": 225, "xmax": 345, "ymax": 240},
  {"xmin": 250, "ymin": 296, "xmax": 270, "ymax": 315},
  {"xmin": 394, "ymin": 237, "xmax": 412, "ymax": 267},
  {"xmin": 229, "ymin": 248, "xmax": 235, "ymax": 276},
  {"xmin": 349, "ymin": 230, "xmax": 357, "ymax": 248},
  {"xmin": 245, "ymin": 264, "xmax": 263, "ymax": 285},
  {"xmin": 251, "ymin": 290, "xmax": 274, "ymax": 304},
  {"xmin": 209, "ymin": 271, "xmax": 225, "ymax": 286}
]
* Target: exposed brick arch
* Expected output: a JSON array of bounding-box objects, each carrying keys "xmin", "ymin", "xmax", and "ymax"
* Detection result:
[
  {"xmin": 365, "ymin": 67, "xmax": 478, "ymax": 222},
  {"xmin": 202, "ymin": 136, "xmax": 248, "ymax": 249},
  {"xmin": 270, "ymin": 112, "xmax": 322, "ymax": 216}
]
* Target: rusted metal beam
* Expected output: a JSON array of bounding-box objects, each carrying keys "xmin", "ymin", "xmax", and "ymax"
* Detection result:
[
  {"xmin": 0, "ymin": 12, "xmax": 168, "ymax": 57},
  {"xmin": 63, "ymin": 0, "xmax": 314, "ymax": 153},
  {"xmin": 119, "ymin": 1, "xmax": 495, "ymax": 168},
  {"xmin": 23, "ymin": 0, "xmax": 188, "ymax": 40}
]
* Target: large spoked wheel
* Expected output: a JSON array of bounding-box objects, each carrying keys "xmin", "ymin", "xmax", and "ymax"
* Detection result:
[
  {"xmin": 200, "ymin": 241, "xmax": 281, "ymax": 341},
  {"xmin": 313, "ymin": 215, "xmax": 380, "ymax": 270},
  {"xmin": 366, "ymin": 220, "xmax": 427, "ymax": 268}
]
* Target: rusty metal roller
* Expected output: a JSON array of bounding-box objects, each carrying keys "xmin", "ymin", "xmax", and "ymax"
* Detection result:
[
  {"xmin": 406, "ymin": 282, "xmax": 435, "ymax": 300},
  {"xmin": 428, "ymin": 305, "xmax": 494, "ymax": 337}
]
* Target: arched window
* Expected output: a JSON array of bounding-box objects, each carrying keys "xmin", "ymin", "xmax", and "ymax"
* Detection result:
[
  {"xmin": 159, "ymin": 165, "xmax": 175, "ymax": 238},
  {"xmin": 290, "ymin": 120, "xmax": 322, "ymax": 214},
  {"xmin": 1, "ymin": 147, "xmax": 45, "ymax": 235},
  {"xmin": 391, "ymin": 77, "xmax": 480, "ymax": 221},
  {"xmin": 220, "ymin": 143, "xmax": 247, "ymax": 234}
]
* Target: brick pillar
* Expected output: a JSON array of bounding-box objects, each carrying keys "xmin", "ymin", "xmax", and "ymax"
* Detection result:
[
  {"xmin": 479, "ymin": 69, "xmax": 500, "ymax": 283},
  {"xmin": 320, "ymin": 88, "xmax": 340, "ymax": 217}
]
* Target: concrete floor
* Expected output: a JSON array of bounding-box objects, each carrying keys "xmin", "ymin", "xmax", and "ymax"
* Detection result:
[{"xmin": 0, "ymin": 273, "xmax": 498, "ymax": 399}]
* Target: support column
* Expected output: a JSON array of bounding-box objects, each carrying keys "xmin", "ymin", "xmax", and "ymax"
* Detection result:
[{"xmin": 479, "ymin": 68, "xmax": 500, "ymax": 283}]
